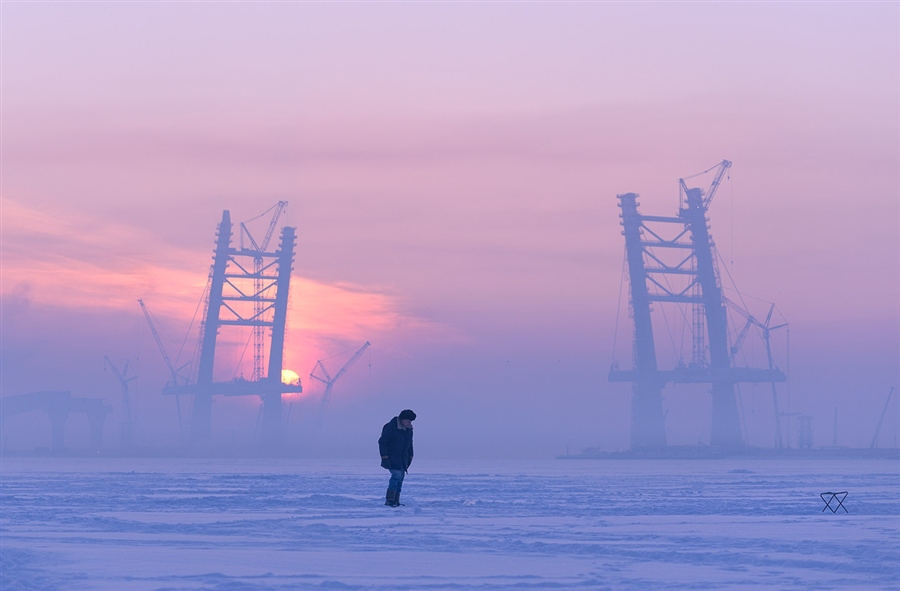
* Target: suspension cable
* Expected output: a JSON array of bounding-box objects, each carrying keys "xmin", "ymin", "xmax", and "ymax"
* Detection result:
[{"xmin": 610, "ymin": 248, "xmax": 627, "ymax": 367}]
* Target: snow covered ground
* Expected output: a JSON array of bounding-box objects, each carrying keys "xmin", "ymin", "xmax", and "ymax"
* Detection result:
[{"xmin": 1, "ymin": 457, "xmax": 898, "ymax": 590}]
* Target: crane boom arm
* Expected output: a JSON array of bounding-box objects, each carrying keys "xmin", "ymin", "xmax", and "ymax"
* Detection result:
[
  {"xmin": 702, "ymin": 159, "xmax": 732, "ymax": 208},
  {"xmin": 138, "ymin": 299, "xmax": 180, "ymax": 386},
  {"xmin": 260, "ymin": 201, "xmax": 288, "ymax": 251},
  {"xmin": 314, "ymin": 341, "xmax": 371, "ymax": 425},
  {"xmin": 309, "ymin": 360, "xmax": 333, "ymax": 384},
  {"xmin": 730, "ymin": 320, "xmax": 753, "ymax": 359},
  {"xmin": 104, "ymin": 356, "xmax": 135, "ymax": 385},
  {"xmin": 331, "ymin": 341, "xmax": 370, "ymax": 383},
  {"xmin": 870, "ymin": 386, "xmax": 896, "ymax": 449},
  {"xmin": 240, "ymin": 201, "xmax": 288, "ymax": 253},
  {"xmin": 310, "ymin": 341, "xmax": 370, "ymax": 386}
]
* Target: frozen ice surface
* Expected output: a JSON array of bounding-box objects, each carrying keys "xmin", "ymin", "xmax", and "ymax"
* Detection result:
[{"xmin": 1, "ymin": 457, "xmax": 898, "ymax": 590}]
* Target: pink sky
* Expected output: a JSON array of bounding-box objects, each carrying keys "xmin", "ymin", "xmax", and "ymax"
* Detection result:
[{"xmin": 2, "ymin": 2, "xmax": 897, "ymax": 455}]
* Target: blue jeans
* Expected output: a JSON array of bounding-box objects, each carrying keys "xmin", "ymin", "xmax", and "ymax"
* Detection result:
[{"xmin": 388, "ymin": 469, "xmax": 405, "ymax": 492}]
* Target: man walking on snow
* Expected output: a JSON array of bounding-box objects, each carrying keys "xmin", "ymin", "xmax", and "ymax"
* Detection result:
[{"xmin": 378, "ymin": 409, "xmax": 416, "ymax": 507}]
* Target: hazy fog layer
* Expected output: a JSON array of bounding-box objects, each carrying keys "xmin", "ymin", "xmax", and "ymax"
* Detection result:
[{"xmin": 1, "ymin": 3, "xmax": 897, "ymax": 456}]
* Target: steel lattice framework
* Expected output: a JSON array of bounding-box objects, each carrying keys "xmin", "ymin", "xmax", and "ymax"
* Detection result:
[
  {"xmin": 610, "ymin": 168, "xmax": 786, "ymax": 450},
  {"xmin": 166, "ymin": 210, "xmax": 301, "ymax": 445}
]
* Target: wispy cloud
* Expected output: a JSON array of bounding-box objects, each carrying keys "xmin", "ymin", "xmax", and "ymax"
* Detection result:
[{"xmin": 1, "ymin": 197, "xmax": 461, "ymax": 371}]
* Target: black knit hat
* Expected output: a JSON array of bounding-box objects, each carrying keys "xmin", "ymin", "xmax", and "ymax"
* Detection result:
[{"xmin": 399, "ymin": 409, "xmax": 417, "ymax": 421}]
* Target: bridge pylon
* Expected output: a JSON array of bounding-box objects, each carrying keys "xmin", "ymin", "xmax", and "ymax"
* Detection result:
[
  {"xmin": 610, "ymin": 162, "xmax": 785, "ymax": 450},
  {"xmin": 167, "ymin": 209, "xmax": 301, "ymax": 448}
]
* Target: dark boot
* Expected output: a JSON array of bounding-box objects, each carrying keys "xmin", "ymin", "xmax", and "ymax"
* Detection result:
[
  {"xmin": 394, "ymin": 491, "xmax": 403, "ymax": 507},
  {"xmin": 385, "ymin": 489, "xmax": 396, "ymax": 506}
]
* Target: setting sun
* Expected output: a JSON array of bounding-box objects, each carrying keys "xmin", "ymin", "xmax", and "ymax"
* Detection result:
[{"xmin": 281, "ymin": 369, "xmax": 300, "ymax": 386}]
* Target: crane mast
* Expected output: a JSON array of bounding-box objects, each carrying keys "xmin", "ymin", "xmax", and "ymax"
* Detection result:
[
  {"xmin": 240, "ymin": 201, "xmax": 288, "ymax": 382},
  {"xmin": 104, "ymin": 355, "xmax": 137, "ymax": 448},
  {"xmin": 724, "ymin": 298, "xmax": 789, "ymax": 448},
  {"xmin": 680, "ymin": 159, "xmax": 732, "ymax": 367}
]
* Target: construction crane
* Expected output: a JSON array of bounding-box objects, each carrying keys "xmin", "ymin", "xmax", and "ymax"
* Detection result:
[
  {"xmin": 702, "ymin": 160, "xmax": 732, "ymax": 208},
  {"xmin": 138, "ymin": 299, "xmax": 186, "ymax": 433},
  {"xmin": 726, "ymin": 299, "xmax": 788, "ymax": 363},
  {"xmin": 680, "ymin": 159, "xmax": 732, "ymax": 209},
  {"xmin": 678, "ymin": 160, "xmax": 733, "ymax": 368},
  {"xmin": 239, "ymin": 201, "xmax": 288, "ymax": 382},
  {"xmin": 870, "ymin": 386, "xmax": 896, "ymax": 449},
  {"xmin": 724, "ymin": 297, "xmax": 789, "ymax": 448},
  {"xmin": 104, "ymin": 355, "xmax": 137, "ymax": 448},
  {"xmin": 310, "ymin": 341, "xmax": 371, "ymax": 423}
]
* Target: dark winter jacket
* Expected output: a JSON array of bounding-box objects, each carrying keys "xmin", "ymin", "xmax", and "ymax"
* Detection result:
[{"xmin": 378, "ymin": 417, "xmax": 414, "ymax": 471}]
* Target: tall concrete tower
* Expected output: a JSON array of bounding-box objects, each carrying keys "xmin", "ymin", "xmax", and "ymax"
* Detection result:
[
  {"xmin": 609, "ymin": 162, "xmax": 786, "ymax": 450},
  {"xmin": 168, "ymin": 209, "xmax": 301, "ymax": 447}
]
